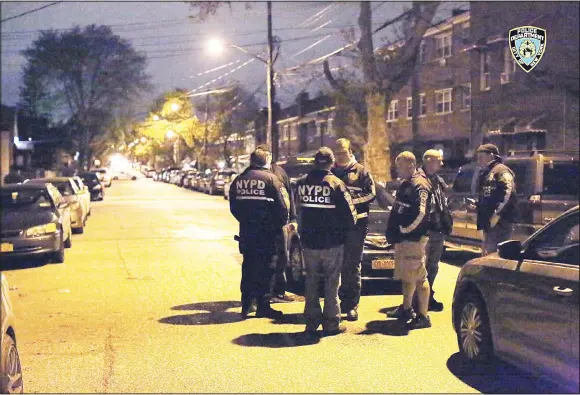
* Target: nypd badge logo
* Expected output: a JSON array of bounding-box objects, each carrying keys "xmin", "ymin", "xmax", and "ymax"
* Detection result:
[{"xmin": 509, "ymin": 26, "xmax": 546, "ymax": 73}]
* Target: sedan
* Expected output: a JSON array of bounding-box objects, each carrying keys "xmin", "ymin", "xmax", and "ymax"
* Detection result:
[
  {"xmin": 1, "ymin": 183, "xmax": 73, "ymax": 264},
  {"xmin": 1, "ymin": 273, "xmax": 23, "ymax": 393},
  {"xmin": 78, "ymin": 172, "xmax": 104, "ymax": 201},
  {"xmin": 91, "ymin": 168, "xmax": 112, "ymax": 188},
  {"xmin": 207, "ymin": 169, "xmax": 236, "ymax": 195},
  {"xmin": 70, "ymin": 176, "xmax": 92, "ymax": 218},
  {"xmin": 27, "ymin": 178, "xmax": 88, "ymax": 234},
  {"xmin": 223, "ymin": 173, "xmax": 238, "ymax": 200},
  {"xmin": 111, "ymin": 170, "xmax": 140, "ymax": 180},
  {"xmin": 452, "ymin": 206, "xmax": 579, "ymax": 392}
]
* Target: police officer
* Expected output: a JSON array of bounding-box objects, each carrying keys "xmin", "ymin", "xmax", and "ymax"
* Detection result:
[
  {"xmin": 254, "ymin": 144, "xmax": 298, "ymax": 304},
  {"xmin": 297, "ymin": 147, "xmax": 358, "ymax": 336},
  {"xmin": 229, "ymin": 147, "xmax": 290, "ymax": 320},
  {"xmin": 3, "ymin": 165, "xmax": 25, "ymax": 184},
  {"xmin": 386, "ymin": 152, "xmax": 433, "ymax": 330},
  {"xmin": 474, "ymin": 144, "xmax": 518, "ymax": 255},
  {"xmin": 413, "ymin": 150, "xmax": 453, "ymax": 312},
  {"xmin": 332, "ymin": 138, "xmax": 376, "ymax": 321}
]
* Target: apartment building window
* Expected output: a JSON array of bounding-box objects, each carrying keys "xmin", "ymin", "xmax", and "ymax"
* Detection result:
[
  {"xmin": 419, "ymin": 40, "xmax": 427, "ymax": 63},
  {"xmin": 435, "ymin": 89, "xmax": 453, "ymax": 114},
  {"xmin": 461, "ymin": 23, "xmax": 470, "ymax": 40},
  {"xmin": 502, "ymin": 45, "xmax": 517, "ymax": 83},
  {"xmin": 290, "ymin": 124, "xmax": 298, "ymax": 140},
  {"xmin": 461, "ymin": 84, "xmax": 471, "ymax": 109},
  {"xmin": 481, "ymin": 51, "xmax": 491, "ymax": 91},
  {"xmin": 320, "ymin": 122, "xmax": 329, "ymax": 136},
  {"xmin": 435, "ymin": 32, "xmax": 452, "ymax": 58},
  {"xmin": 328, "ymin": 118, "xmax": 335, "ymax": 137},
  {"xmin": 406, "ymin": 94, "xmax": 427, "ymax": 118},
  {"xmin": 387, "ymin": 100, "xmax": 399, "ymax": 122}
]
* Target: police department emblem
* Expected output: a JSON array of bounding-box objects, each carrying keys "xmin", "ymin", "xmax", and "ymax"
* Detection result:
[
  {"xmin": 509, "ymin": 26, "xmax": 546, "ymax": 73},
  {"xmin": 348, "ymin": 172, "xmax": 358, "ymax": 182}
]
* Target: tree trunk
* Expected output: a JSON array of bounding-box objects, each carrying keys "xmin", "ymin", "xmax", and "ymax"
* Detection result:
[{"xmin": 365, "ymin": 92, "xmax": 391, "ymax": 182}]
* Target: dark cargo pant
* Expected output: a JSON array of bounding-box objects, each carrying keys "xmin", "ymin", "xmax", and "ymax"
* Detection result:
[
  {"xmin": 271, "ymin": 226, "xmax": 290, "ymax": 297},
  {"xmin": 303, "ymin": 245, "xmax": 344, "ymax": 331},
  {"xmin": 241, "ymin": 249, "xmax": 277, "ymax": 310},
  {"xmin": 482, "ymin": 220, "xmax": 514, "ymax": 256},
  {"xmin": 338, "ymin": 221, "xmax": 367, "ymax": 311},
  {"xmin": 425, "ymin": 230, "xmax": 445, "ymax": 296}
]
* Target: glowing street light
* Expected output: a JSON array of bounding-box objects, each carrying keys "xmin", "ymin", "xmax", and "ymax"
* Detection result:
[
  {"xmin": 140, "ymin": 137, "xmax": 147, "ymax": 143},
  {"xmin": 207, "ymin": 38, "xmax": 225, "ymax": 55},
  {"xmin": 170, "ymin": 103, "xmax": 181, "ymax": 112},
  {"xmin": 153, "ymin": 114, "xmax": 160, "ymax": 121},
  {"xmin": 166, "ymin": 130, "xmax": 176, "ymax": 139}
]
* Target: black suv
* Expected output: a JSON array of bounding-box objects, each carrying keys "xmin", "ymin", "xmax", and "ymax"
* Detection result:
[
  {"xmin": 446, "ymin": 150, "xmax": 579, "ymax": 252},
  {"xmin": 278, "ymin": 151, "xmax": 394, "ymax": 289}
]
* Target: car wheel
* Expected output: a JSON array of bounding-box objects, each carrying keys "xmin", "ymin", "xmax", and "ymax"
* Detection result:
[
  {"xmin": 64, "ymin": 229, "xmax": 72, "ymax": 249},
  {"xmin": 0, "ymin": 334, "xmax": 23, "ymax": 394},
  {"xmin": 455, "ymin": 292, "xmax": 493, "ymax": 363},
  {"xmin": 132, "ymin": 176, "xmax": 137, "ymax": 180},
  {"xmin": 53, "ymin": 235, "xmax": 66, "ymax": 263}
]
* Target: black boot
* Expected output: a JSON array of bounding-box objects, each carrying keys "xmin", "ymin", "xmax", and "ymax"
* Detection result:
[
  {"xmin": 428, "ymin": 295, "xmax": 444, "ymax": 312},
  {"xmin": 241, "ymin": 295, "xmax": 256, "ymax": 319}
]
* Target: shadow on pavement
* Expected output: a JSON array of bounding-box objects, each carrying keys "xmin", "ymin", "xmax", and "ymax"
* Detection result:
[
  {"xmin": 0, "ymin": 257, "xmax": 48, "ymax": 271},
  {"xmin": 159, "ymin": 301, "xmax": 243, "ymax": 325},
  {"xmin": 442, "ymin": 249, "xmax": 480, "ymax": 269},
  {"xmin": 362, "ymin": 280, "xmax": 402, "ymax": 296},
  {"xmin": 378, "ymin": 305, "xmax": 402, "ymax": 315},
  {"xmin": 272, "ymin": 313, "xmax": 306, "ymax": 325},
  {"xmin": 358, "ymin": 320, "xmax": 409, "ymax": 336},
  {"xmin": 232, "ymin": 332, "xmax": 320, "ymax": 348},
  {"xmin": 446, "ymin": 353, "xmax": 571, "ymax": 394}
]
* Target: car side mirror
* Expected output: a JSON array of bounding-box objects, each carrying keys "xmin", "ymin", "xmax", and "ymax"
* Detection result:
[{"xmin": 497, "ymin": 240, "xmax": 522, "ymax": 260}]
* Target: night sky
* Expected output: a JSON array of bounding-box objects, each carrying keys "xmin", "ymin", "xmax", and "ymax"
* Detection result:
[{"xmin": 1, "ymin": 1, "xmax": 465, "ymax": 116}]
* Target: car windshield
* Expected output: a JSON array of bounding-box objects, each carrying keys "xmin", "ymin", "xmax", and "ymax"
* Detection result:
[
  {"xmin": 1, "ymin": 188, "xmax": 52, "ymax": 210},
  {"xmin": 79, "ymin": 173, "xmax": 100, "ymax": 184},
  {"xmin": 543, "ymin": 162, "xmax": 580, "ymax": 196},
  {"xmin": 216, "ymin": 171, "xmax": 235, "ymax": 180},
  {"xmin": 51, "ymin": 181, "xmax": 75, "ymax": 196}
]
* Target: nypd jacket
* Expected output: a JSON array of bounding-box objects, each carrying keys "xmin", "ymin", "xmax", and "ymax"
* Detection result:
[
  {"xmin": 385, "ymin": 170, "xmax": 433, "ymax": 244},
  {"xmin": 332, "ymin": 159, "xmax": 376, "ymax": 223},
  {"xmin": 271, "ymin": 162, "xmax": 297, "ymax": 223},
  {"xmin": 417, "ymin": 168, "xmax": 453, "ymax": 235},
  {"xmin": 229, "ymin": 165, "xmax": 290, "ymax": 251},
  {"xmin": 296, "ymin": 169, "xmax": 358, "ymax": 250},
  {"xmin": 476, "ymin": 160, "xmax": 518, "ymax": 231}
]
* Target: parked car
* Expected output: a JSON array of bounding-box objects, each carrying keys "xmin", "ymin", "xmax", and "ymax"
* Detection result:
[
  {"xmin": 199, "ymin": 172, "xmax": 215, "ymax": 194},
  {"xmin": 278, "ymin": 152, "xmax": 394, "ymax": 289},
  {"xmin": 206, "ymin": 169, "xmax": 236, "ymax": 195},
  {"xmin": 191, "ymin": 173, "xmax": 205, "ymax": 191},
  {"xmin": 146, "ymin": 169, "xmax": 156, "ymax": 178},
  {"xmin": 182, "ymin": 170, "xmax": 199, "ymax": 189},
  {"xmin": 91, "ymin": 168, "xmax": 112, "ymax": 188},
  {"xmin": 70, "ymin": 176, "xmax": 92, "ymax": 218},
  {"xmin": 26, "ymin": 178, "xmax": 88, "ymax": 234},
  {"xmin": 223, "ymin": 173, "xmax": 238, "ymax": 200},
  {"xmin": 446, "ymin": 149, "xmax": 579, "ymax": 252},
  {"xmin": 78, "ymin": 172, "xmax": 104, "ymax": 201},
  {"xmin": 1, "ymin": 273, "xmax": 23, "ymax": 393},
  {"xmin": 1, "ymin": 183, "xmax": 73, "ymax": 263},
  {"xmin": 452, "ymin": 205, "xmax": 579, "ymax": 392},
  {"xmin": 111, "ymin": 169, "xmax": 140, "ymax": 181}
]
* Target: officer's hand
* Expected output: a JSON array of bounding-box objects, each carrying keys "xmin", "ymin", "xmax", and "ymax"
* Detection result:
[
  {"xmin": 288, "ymin": 222, "xmax": 298, "ymax": 234},
  {"xmin": 490, "ymin": 214, "xmax": 500, "ymax": 229}
]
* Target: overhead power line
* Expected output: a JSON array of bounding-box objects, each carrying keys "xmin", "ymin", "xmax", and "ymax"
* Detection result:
[{"xmin": 1, "ymin": 2, "xmax": 63, "ymax": 23}]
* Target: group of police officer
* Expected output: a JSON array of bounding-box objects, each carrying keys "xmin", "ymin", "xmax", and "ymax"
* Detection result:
[{"xmin": 229, "ymin": 139, "xmax": 517, "ymax": 336}]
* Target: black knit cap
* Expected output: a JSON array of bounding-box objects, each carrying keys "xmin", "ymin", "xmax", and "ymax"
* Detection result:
[
  {"xmin": 314, "ymin": 147, "xmax": 335, "ymax": 165},
  {"xmin": 477, "ymin": 143, "xmax": 500, "ymax": 157}
]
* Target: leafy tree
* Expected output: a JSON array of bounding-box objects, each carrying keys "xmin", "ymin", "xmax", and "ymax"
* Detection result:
[{"xmin": 19, "ymin": 24, "xmax": 152, "ymax": 170}]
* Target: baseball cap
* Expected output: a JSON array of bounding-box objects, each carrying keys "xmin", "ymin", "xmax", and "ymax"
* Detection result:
[
  {"xmin": 314, "ymin": 147, "xmax": 335, "ymax": 165},
  {"xmin": 477, "ymin": 143, "xmax": 500, "ymax": 157}
]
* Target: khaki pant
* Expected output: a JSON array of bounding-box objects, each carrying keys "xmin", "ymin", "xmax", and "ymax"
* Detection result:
[
  {"xmin": 394, "ymin": 237, "xmax": 428, "ymax": 283},
  {"xmin": 303, "ymin": 245, "xmax": 344, "ymax": 331}
]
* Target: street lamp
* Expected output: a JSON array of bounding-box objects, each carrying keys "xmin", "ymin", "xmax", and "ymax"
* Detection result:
[
  {"xmin": 207, "ymin": 35, "xmax": 279, "ymax": 160},
  {"xmin": 152, "ymin": 115, "xmax": 160, "ymax": 121},
  {"xmin": 170, "ymin": 103, "xmax": 180, "ymax": 112},
  {"xmin": 166, "ymin": 130, "xmax": 176, "ymax": 139},
  {"xmin": 140, "ymin": 137, "xmax": 147, "ymax": 143}
]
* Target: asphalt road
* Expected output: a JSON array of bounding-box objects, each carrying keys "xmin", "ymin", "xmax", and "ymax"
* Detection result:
[{"xmin": 2, "ymin": 178, "xmax": 562, "ymax": 393}]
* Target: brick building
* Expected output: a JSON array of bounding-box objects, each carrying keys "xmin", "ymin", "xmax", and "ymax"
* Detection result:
[
  {"xmin": 385, "ymin": 9, "xmax": 472, "ymax": 166},
  {"xmin": 468, "ymin": 2, "xmax": 579, "ymax": 154}
]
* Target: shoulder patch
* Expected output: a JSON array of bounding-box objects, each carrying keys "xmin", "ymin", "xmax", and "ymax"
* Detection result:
[
  {"xmin": 500, "ymin": 172, "xmax": 513, "ymax": 184},
  {"xmin": 280, "ymin": 187, "xmax": 290, "ymax": 209},
  {"xmin": 419, "ymin": 189, "xmax": 428, "ymax": 204},
  {"xmin": 348, "ymin": 172, "xmax": 358, "ymax": 182}
]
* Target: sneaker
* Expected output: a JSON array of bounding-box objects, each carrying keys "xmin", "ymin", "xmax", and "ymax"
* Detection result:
[
  {"xmin": 270, "ymin": 293, "xmax": 297, "ymax": 303},
  {"xmin": 256, "ymin": 307, "xmax": 284, "ymax": 320},
  {"xmin": 345, "ymin": 309, "xmax": 359, "ymax": 322},
  {"xmin": 322, "ymin": 325, "xmax": 347, "ymax": 337},
  {"xmin": 406, "ymin": 314, "xmax": 432, "ymax": 330},
  {"xmin": 428, "ymin": 298, "xmax": 444, "ymax": 312},
  {"xmin": 386, "ymin": 305, "xmax": 416, "ymax": 321}
]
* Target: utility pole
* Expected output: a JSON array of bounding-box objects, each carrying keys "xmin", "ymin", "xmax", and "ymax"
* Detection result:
[
  {"xmin": 202, "ymin": 93, "xmax": 210, "ymax": 170},
  {"xmin": 266, "ymin": 0, "xmax": 279, "ymax": 161},
  {"xmin": 411, "ymin": 1, "xmax": 421, "ymax": 150}
]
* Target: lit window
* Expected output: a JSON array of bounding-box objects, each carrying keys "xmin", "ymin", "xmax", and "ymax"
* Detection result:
[
  {"xmin": 387, "ymin": 100, "xmax": 399, "ymax": 122},
  {"xmin": 435, "ymin": 89, "xmax": 453, "ymax": 114},
  {"xmin": 436, "ymin": 33, "xmax": 452, "ymax": 58}
]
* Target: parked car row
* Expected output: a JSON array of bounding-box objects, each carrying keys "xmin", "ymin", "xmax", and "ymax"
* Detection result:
[{"xmin": 153, "ymin": 167, "xmax": 238, "ymax": 196}]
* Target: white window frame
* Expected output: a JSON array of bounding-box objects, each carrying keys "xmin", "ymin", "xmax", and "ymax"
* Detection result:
[
  {"xmin": 481, "ymin": 52, "xmax": 491, "ymax": 91},
  {"xmin": 461, "ymin": 22, "xmax": 470, "ymax": 40},
  {"xmin": 435, "ymin": 88, "xmax": 453, "ymax": 115},
  {"xmin": 387, "ymin": 100, "xmax": 399, "ymax": 122},
  {"xmin": 328, "ymin": 118, "xmax": 335, "ymax": 137},
  {"xmin": 289, "ymin": 124, "xmax": 298, "ymax": 140},
  {"xmin": 461, "ymin": 84, "xmax": 471, "ymax": 110},
  {"xmin": 419, "ymin": 40, "xmax": 427, "ymax": 63},
  {"xmin": 435, "ymin": 32, "xmax": 452, "ymax": 59},
  {"xmin": 406, "ymin": 94, "xmax": 427, "ymax": 118},
  {"xmin": 503, "ymin": 45, "xmax": 517, "ymax": 81}
]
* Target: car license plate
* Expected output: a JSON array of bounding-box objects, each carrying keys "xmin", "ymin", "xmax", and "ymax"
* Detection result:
[
  {"xmin": 372, "ymin": 259, "xmax": 395, "ymax": 270},
  {"xmin": 1, "ymin": 243, "xmax": 14, "ymax": 253}
]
